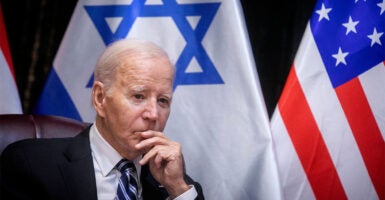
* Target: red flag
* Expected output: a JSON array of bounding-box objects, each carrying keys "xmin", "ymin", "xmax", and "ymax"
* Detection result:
[
  {"xmin": 271, "ymin": 1, "xmax": 384, "ymax": 199},
  {"xmin": 0, "ymin": 6, "xmax": 22, "ymax": 113}
]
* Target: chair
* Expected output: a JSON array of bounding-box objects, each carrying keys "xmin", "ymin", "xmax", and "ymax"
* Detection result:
[{"xmin": 0, "ymin": 114, "xmax": 90, "ymax": 154}]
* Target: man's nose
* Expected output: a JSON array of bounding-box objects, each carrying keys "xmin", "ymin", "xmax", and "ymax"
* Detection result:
[{"xmin": 143, "ymin": 99, "xmax": 159, "ymax": 120}]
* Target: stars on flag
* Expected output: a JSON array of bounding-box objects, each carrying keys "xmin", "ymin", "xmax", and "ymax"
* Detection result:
[
  {"xmin": 316, "ymin": 3, "xmax": 332, "ymax": 21},
  {"xmin": 378, "ymin": 0, "xmax": 385, "ymax": 15},
  {"xmin": 310, "ymin": 1, "xmax": 385, "ymax": 88},
  {"xmin": 314, "ymin": 1, "xmax": 384, "ymax": 67},
  {"xmin": 342, "ymin": 16, "xmax": 359, "ymax": 35},
  {"xmin": 367, "ymin": 28, "xmax": 383, "ymax": 46},
  {"xmin": 332, "ymin": 47, "xmax": 349, "ymax": 66},
  {"xmin": 332, "ymin": 24, "xmax": 385, "ymax": 66}
]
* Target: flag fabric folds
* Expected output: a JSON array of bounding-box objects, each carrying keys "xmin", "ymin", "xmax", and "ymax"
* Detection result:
[
  {"xmin": 35, "ymin": 0, "xmax": 281, "ymax": 199},
  {"xmin": 0, "ymin": 6, "xmax": 22, "ymax": 114},
  {"xmin": 271, "ymin": 0, "xmax": 385, "ymax": 199}
]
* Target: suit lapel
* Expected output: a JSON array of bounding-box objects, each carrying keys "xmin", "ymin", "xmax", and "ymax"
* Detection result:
[{"xmin": 59, "ymin": 127, "xmax": 98, "ymax": 200}]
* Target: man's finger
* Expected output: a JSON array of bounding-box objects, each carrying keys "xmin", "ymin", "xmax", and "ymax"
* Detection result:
[
  {"xmin": 135, "ymin": 135, "xmax": 168, "ymax": 150},
  {"xmin": 138, "ymin": 130, "xmax": 165, "ymax": 139},
  {"xmin": 139, "ymin": 145, "xmax": 162, "ymax": 165}
]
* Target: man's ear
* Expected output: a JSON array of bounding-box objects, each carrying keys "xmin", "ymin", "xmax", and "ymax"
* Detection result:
[{"xmin": 92, "ymin": 81, "xmax": 106, "ymax": 117}]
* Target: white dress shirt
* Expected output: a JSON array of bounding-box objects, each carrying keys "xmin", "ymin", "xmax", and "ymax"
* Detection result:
[{"xmin": 89, "ymin": 124, "xmax": 197, "ymax": 200}]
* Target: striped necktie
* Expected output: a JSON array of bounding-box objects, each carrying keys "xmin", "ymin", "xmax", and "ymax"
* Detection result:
[{"xmin": 115, "ymin": 159, "xmax": 139, "ymax": 200}]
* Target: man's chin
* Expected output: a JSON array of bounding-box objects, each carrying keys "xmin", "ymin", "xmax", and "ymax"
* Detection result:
[{"xmin": 121, "ymin": 149, "xmax": 142, "ymax": 161}]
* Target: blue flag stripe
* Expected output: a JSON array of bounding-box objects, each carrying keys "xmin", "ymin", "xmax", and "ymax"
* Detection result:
[{"xmin": 34, "ymin": 68, "xmax": 82, "ymax": 121}]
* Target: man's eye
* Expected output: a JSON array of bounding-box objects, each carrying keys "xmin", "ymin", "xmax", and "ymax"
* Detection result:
[
  {"xmin": 134, "ymin": 94, "xmax": 144, "ymax": 99},
  {"xmin": 158, "ymin": 98, "xmax": 170, "ymax": 106}
]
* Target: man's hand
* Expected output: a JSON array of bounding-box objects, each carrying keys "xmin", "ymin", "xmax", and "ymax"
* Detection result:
[{"xmin": 135, "ymin": 131, "xmax": 190, "ymax": 198}]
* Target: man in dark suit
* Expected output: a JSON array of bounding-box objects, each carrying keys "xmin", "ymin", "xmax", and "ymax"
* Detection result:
[{"xmin": 0, "ymin": 39, "xmax": 204, "ymax": 200}]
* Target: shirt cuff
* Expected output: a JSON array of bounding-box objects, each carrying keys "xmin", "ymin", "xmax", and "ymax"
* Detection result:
[{"xmin": 169, "ymin": 185, "xmax": 198, "ymax": 200}]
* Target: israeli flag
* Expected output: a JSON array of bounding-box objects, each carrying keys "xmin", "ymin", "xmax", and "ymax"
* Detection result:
[{"xmin": 35, "ymin": 0, "xmax": 282, "ymax": 199}]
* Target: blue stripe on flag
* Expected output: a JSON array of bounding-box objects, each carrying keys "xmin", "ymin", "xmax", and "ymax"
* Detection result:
[{"xmin": 34, "ymin": 68, "xmax": 82, "ymax": 121}]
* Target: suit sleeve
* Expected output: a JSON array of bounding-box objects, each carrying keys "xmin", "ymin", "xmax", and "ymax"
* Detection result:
[
  {"xmin": 184, "ymin": 174, "xmax": 204, "ymax": 200},
  {"xmin": 141, "ymin": 164, "xmax": 205, "ymax": 200}
]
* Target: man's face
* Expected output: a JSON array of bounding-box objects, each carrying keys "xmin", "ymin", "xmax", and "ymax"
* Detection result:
[{"xmin": 95, "ymin": 56, "xmax": 174, "ymax": 159}]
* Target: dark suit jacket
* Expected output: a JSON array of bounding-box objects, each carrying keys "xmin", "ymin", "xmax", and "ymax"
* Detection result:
[{"xmin": 0, "ymin": 126, "xmax": 204, "ymax": 200}]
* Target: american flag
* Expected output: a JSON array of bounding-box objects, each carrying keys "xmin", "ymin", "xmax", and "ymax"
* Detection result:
[{"xmin": 271, "ymin": 0, "xmax": 385, "ymax": 199}]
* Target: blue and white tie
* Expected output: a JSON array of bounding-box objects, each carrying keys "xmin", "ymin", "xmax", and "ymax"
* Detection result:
[{"xmin": 116, "ymin": 159, "xmax": 139, "ymax": 200}]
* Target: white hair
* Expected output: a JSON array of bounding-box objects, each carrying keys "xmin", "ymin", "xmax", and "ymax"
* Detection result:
[{"xmin": 94, "ymin": 39, "xmax": 173, "ymax": 91}]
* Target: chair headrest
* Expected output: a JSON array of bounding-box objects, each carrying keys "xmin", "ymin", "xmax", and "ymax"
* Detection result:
[{"xmin": 0, "ymin": 114, "xmax": 90, "ymax": 154}]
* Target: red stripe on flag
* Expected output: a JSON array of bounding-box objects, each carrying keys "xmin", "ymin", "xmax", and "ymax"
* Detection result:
[
  {"xmin": 278, "ymin": 66, "xmax": 347, "ymax": 200},
  {"xmin": 335, "ymin": 77, "xmax": 385, "ymax": 199}
]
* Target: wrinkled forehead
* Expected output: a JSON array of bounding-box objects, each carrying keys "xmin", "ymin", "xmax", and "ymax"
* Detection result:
[
  {"xmin": 115, "ymin": 55, "xmax": 175, "ymax": 90},
  {"xmin": 118, "ymin": 55, "xmax": 174, "ymax": 75}
]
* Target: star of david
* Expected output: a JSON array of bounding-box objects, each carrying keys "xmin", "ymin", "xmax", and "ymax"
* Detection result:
[{"xmin": 84, "ymin": 0, "xmax": 224, "ymax": 89}]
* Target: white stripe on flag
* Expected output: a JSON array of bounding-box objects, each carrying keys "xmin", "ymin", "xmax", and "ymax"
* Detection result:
[
  {"xmin": 359, "ymin": 62, "xmax": 385, "ymax": 141},
  {"xmin": 271, "ymin": 110, "xmax": 315, "ymax": 200}
]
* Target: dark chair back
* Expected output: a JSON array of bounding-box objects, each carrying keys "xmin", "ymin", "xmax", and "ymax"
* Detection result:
[{"xmin": 0, "ymin": 114, "xmax": 90, "ymax": 154}]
